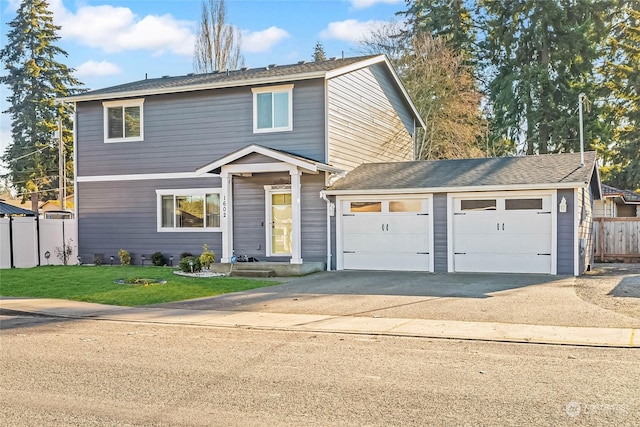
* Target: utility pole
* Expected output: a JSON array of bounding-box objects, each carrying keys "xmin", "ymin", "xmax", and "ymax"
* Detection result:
[{"xmin": 58, "ymin": 116, "xmax": 65, "ymax": 210}]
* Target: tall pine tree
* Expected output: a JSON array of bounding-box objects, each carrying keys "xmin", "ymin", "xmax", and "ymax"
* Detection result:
[
  {"xmin": 399, "ymin": 0, "xmax": 476, "ymax": 62},
  {"xmin": 1, "ymin": 0, "xmax": 82, "ymax": 200},
  {"xmin": 599, "ymin": 0, "xmax": 640, "ymax": 190},
  {"xmin": 479, "ymin": 0, "xmax": 610, "ymax": 155}
]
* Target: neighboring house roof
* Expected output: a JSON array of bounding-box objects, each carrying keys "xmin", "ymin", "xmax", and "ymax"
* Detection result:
[
  {"xmin": 601, "ymin": 184, "xmax": 640, "ymax": 204},
  {"xmin": 0, "ymin": 200, "xmax": 36, "ymax": 217},
  {"xmin": 326, "ymin": 151, "xmax": 599, "ymax": 194},
  {"xmin": 59, "ymin": 54, "xmax": 425, "ymax": 129},
  {"xmin": 196, "ymin": 144, "xmax": 344, "ymax": 175}
]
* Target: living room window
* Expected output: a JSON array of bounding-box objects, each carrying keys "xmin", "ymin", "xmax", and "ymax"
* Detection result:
[
  {"xmin": 252, "ymin": 84, "xmax": 293, "ymax": 133},
  {"xmin": 156, "ymin": 189, "xmax": 220, "ymax": 232},
  {"xmin": 103, "ymin": 99, "xmax": 144, "ymax": 143}
]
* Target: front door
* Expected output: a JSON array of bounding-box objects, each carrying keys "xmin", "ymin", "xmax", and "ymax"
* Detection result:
[{"xmin": 267, "ymin": 190, "xmax": 292, "ymax": 256}]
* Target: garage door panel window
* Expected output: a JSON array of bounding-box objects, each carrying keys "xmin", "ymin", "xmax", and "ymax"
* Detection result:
[
  {"xmin": 350, "ymin": 201, "xmax": 382, "ymax": 213},
  {"xmin": 389, "ymin": 200, "xmax": 422, "ymax": 212},
  {"xmin": 505, "ymin": 198, "xmax": 543, "ymax": 210},
  {"xmin": 460, "ymin": 199, "xmax": 497, "ymax": 211}
]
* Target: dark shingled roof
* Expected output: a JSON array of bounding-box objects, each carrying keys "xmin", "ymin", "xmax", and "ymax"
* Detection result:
[
  {"xmin": 602, "ymin": 184, "xmax": 640, "ymax": 202},
  {"xmin": 328, "ymin": 151, "xmax": 598, "ymax": 191},
  {"xmin": 0, "ymin": 200, "xmax": 36, "ymax": 217},
  {"xmin": 66, "ymin": 55, "xmax": 379, "ymax": 100}
]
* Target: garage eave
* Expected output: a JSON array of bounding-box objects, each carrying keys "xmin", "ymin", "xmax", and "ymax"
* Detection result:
[{"xmin": 324, "ymin": 182, "xmax": 590, "ymax": 196}]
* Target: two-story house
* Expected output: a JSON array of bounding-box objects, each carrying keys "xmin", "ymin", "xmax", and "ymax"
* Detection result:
[
  {"xmin": 63, "ymin": 54, "xmax": 601, "ymax": 276},
  {"xmin": 61, "ymin": 55, "xmax": 424, "ymax": 270}
]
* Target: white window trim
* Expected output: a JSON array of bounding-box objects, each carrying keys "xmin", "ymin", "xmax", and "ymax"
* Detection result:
[
  {"xmin": 155, "ymin": 188, "xmax": 221, "ymax": 233},
  {"xmin": 103, "ymin": 98, "xmax": 145, "ymax": 143},
  {"xmin": 252, "ymin": 84, "xmax": 293, "ymax": 133}
]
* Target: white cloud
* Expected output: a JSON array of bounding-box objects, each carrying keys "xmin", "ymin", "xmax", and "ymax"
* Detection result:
[
  {"xmin": 320, "ymin": 19, "xmax": 391, "ymax": 43},
  {"xmin": 242, "ymin": 27, "xmax": 290, "ymax": 53},
  {"xmin": 349, "ymin": 0, "xmax": 403, "ymax": 10},
  {"xmin": 74, "ymin": 60, "xmax": 121, "ymax": 78},
  {"xmin": 48, "ymin": 0, "xmax": 195, "ymax": 56}
]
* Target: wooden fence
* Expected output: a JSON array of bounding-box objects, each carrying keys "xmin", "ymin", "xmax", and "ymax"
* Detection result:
[{"xmin": 593, "ymin": 217, "xmax": 640, "ymax": 263}]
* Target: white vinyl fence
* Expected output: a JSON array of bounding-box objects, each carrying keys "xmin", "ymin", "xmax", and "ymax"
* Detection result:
[{"xmin": 0, "ymin": 218, "xmax": 78, "ymax": 268}]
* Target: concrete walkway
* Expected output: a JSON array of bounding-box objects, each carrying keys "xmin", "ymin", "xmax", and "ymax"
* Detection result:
[{"xmin": 1, "ymin": 297, "xmax": 637, "ymax": 348}]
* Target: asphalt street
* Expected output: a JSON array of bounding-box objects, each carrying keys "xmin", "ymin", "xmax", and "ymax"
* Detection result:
[{"xmin": 1, "ymin": 315, "xmax": 638, "ymax": 426}]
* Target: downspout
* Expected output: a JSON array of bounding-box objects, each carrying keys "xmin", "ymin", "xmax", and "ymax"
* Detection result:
[{"xmin": 320, "ymin": 190, "xmax": 333, "ymax": 271}]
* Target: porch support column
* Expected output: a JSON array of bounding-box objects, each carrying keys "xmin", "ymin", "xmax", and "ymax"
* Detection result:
[
  {"xmin": 290, "ymin": 167, "xmax": 303, "ymax": 264},
  {"xmin": 220, "ymin": 169, "xmax": 233, "ymax": 263}
]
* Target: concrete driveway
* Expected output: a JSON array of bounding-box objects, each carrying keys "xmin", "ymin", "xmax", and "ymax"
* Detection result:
[{"xmin": 157, "ymin": 269, "xmax": 640, "ymax": 329}]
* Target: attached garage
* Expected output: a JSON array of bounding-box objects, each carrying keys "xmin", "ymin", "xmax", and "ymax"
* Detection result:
[
  {"xmin": 338, "ymin": 197, "xmax": 432, "ymax": 271},
  {"xmin": 323, "ymin": 152, "xmax": 602, "ymax": 276}
]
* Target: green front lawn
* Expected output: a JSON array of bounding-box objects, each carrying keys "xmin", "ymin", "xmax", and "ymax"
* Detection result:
[{"xmin": 0, "ymin": 265, "xmax": 277, "ymax": 306}]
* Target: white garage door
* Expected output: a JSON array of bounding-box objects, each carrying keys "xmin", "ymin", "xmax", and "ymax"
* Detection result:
[
  {"xmin": 341, "ymin": 199, "xmax": 431, "ymax": 271},
  {"xmin": 452, "ymin": 194, "xmax": 553, "ymax": 274}
]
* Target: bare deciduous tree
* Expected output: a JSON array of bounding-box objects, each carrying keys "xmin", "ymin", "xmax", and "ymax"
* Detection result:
[
  {"xmin": 359, "ymin": 28, "xmax": 487, "ymax": 160},
  {"xmin": 193, "ymin": 0, "xmax": 244, "ymax": 73}
]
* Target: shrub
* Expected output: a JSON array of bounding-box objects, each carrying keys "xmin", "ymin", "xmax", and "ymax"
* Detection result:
[
  {"xmin": 151, "ymin": 251, "xmax": 165, "ymax": 266},
  {"xmin": 93, "ymin": 255, "xmax": 102, "ymax": 266},
  {"xmin": 118, "ymin": 249, "xmax": 131, "ymax": 266},
  {"xmin": 179, "ymin": 256, "xmax": 201, "ymax": 273},
  {"xmin": 199, "ymin": 244, "xmax": 215, "ymax": 269},
  {"xmin": 180, "ymin": 252, "xmax": 193, "ymax": 260}
]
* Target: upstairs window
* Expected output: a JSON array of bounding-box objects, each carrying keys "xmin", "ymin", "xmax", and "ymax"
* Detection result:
[
  {"xmin": 252, "ymin": 85, "xmax": 293, "ymax": 133},
  {"xmin": 103, "ymin": 99, "xmax": 144, "ymax": 143}
]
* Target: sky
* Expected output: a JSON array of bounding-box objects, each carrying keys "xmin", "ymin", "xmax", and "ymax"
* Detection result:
[{"xmin": 0, "ymin": 0, "xmax": 408, "ymax": 173}]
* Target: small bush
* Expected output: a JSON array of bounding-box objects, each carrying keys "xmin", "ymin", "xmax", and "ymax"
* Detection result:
[
  {"xmin": 151, "ymin": 251, "xmax": 165, "ymax": 266},
  {"xmin": 93, "ymin": 255, "xmax": 103, "ymax": 266},
  {"xmin": 119, "ymin": 249, "xmax": 131, "ymax": 266},
  {"xmin": 199, "ymin": 244, "xmax": 215, "ymax": 269},
  {"xmin": 180, "ymin": 252, "xmax": 193, "ymax": 260},
  {"xmin": 179, "ymin": 256, "xmax": 201, "ymax": 273}
]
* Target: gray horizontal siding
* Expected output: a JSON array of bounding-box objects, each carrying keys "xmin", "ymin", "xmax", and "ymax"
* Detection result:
[
  {"xmin": 327, "ymin": 65, "xmax": 413, "ymax": 172},
  {"xmin": 432, "ymin": 193, "xmax": 448, "ymax": 272},
  {"xmin": 369, "ymin": 63, "xmax": 416, "ymax": 135},
  {"xmin": 557, "ymin": 189, "xmax": 575, "ymax": 275},
  {"xmin": 77, "ymin": 177, "xmax": 222, "ymax": 264},
  {"xmin": 76, "ymin": 80, "xmax": 326, "ymax": 177},
  {"xmin": 231, "ymin": 172, "xmax": 326, "ymax": 262}
]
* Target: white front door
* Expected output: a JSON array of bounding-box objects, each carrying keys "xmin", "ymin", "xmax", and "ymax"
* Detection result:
[
  {"xmin": 340, "ymin": 198, "xmax": 432, "ymax": 271},
  {"xmin": 452, "ymin": 193, "xmax": 553, "ymax": 274},
  {"xmin": 266, "ymin": 189, "xmax": 292, "ymax": 256}
]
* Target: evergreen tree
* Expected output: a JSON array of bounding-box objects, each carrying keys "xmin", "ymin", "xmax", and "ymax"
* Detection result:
[
  {"xmin": 0, "ymin": 0, "xmax": 83, "ymax": 200},
  {"xmin": 399, "ymin": 0, "xmax": 476, "ymax": 62},
  {"xmin": 313, "ymin": 42, "xmax": 327, "ymax": 62},
  {"xmin": 479, "ymin": 0, "xmax": 610, "ymax": 155},
  {"xmin": 599, "ymin": 0, "xmax": 640, "ymax": 190}
]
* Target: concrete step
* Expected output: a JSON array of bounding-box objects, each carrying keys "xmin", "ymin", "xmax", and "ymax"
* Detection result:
[{"xmin": 230, "ymin": 269, "xmax": 276, "ymax": 278}]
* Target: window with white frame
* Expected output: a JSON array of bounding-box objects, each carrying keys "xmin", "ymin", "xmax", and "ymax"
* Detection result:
[
  {"xmin": 156, "ymin": 189, "xmax": 221, "ymax": 232},
  {"xmin": 252, "ymin": 84, "xmax": 293, "ymax": 133},
  {"xmin": 103, "ymin": 99, "xmax": 144, "ymax": 143}
]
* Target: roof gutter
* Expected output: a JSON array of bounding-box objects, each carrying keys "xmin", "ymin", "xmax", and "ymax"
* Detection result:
[{"xmin": 323, "ymin": 181, "xmax": 593, "ymax": 196}]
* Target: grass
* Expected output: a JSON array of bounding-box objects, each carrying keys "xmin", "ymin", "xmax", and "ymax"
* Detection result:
[{"xmin": 0, "ymin": 265, "xmax": 278, "ymax": 306}]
